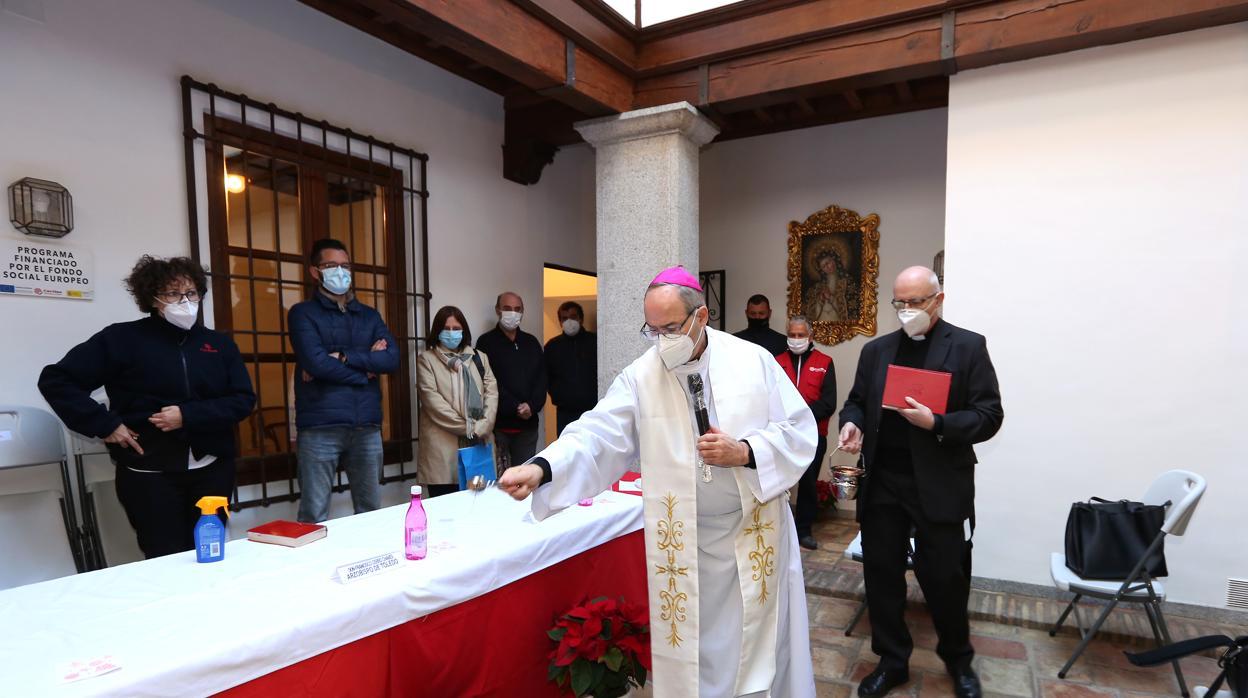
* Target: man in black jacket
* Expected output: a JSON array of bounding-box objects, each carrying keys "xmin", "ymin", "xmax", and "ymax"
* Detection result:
[
  {"xmin": 732, "ymin": 293, "xmax": 787, "ymax": 356},
  {"xmin": 477, "ymin": 291, "xmax": 547, "ymax": 467},
  {"xmin": 544, "ymin": 301, "xmax": 597, "ymax": 436},
  {"xmin": 839, "ymin": 266, "xmax": 1003, "ymax": 698}
]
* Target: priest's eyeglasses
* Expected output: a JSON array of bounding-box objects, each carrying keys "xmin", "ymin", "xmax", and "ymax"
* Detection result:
[
  {"xmin": 890, "ymin": 292, "xmax": 938, "ymax": 311},
  {"xmin": 640, "ymin": 308, "xmax": 696, "ymax": 341},
  {"xmin": 155, "ymin": 289, "xmax": 201, "ymax": 303}
]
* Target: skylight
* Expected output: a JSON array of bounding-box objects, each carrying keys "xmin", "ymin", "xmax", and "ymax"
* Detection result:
[{"xmin": 598, "ymin": 0, "xmax": 747, "ymax": 28}]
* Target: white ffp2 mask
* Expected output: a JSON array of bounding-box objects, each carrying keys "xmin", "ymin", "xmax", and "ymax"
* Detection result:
[
  {"xmin": 656, "ymin": 312, "xmax": 704, "ymax": 371},
  {"xmin": 161, "ymin": 300, "xmax": 199, "ymax": 330},
  {"xmin": 898, "ymin": 308, "xmax": 931, "ymax": 338}
]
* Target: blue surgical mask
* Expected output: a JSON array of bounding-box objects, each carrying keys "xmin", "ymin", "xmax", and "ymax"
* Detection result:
[
  {"xmin": 438, "ymin": 329, "xmax": 463, "ymax": 350},
  {"xmin": 320, "ymin": 267, "xmax": 352, "ymax": 295}
]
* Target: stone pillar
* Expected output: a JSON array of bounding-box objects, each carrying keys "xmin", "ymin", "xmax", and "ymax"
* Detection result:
[{"xmin": 575, "ymin": 102, "xmax": 719, "ymax": 394}]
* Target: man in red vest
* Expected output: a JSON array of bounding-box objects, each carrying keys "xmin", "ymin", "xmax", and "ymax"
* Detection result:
[{"xmin": 776, "ymin": 315, "xmax": 837, "ymax": 549}]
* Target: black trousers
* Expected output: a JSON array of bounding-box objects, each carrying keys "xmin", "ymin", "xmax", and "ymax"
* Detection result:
[
  {"xmin": 555, "ymin": 406, "xmax": 591, "ymax": 436},
  {"xmin": 424, "ymin": 483, "xmax": 459, "ymax": 498},
  {"xmin": 114, "ymin": 457, "xmax": 235, "ymax": 559},
  {"xmin": 860, "ymin": 463, "xmax": 974, "ymax": 673},
  {"xmin": 793, "ymin": 434, "xmax": 828, "ymax": 538}
]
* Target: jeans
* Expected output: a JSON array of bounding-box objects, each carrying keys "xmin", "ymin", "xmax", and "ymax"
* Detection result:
[
  {"xmin": 492, "ymin": 428, "xmax": 539, "ymax": 471},
  {"xmin": 114, "ymin": 457, "xmax": 235, "ymax": 559},
  {"xmin": 296, "ymin": 426, "xmax": 382, "ymax": 523}
]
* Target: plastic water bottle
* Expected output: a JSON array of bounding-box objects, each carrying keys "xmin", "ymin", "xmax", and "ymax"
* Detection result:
[
  {"xmin": 405, "ymin": 485, "xmax": 428, "ymax": 560},
  {"xmin": 194, "ymin": 496, "xmax": 230, "ymax": 563}
]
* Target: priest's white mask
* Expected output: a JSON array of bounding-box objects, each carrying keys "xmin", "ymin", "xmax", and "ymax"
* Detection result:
[
  {"xmin": 897, "ymin": 308, "xmax": 931, "ymax": 338},
  {"xmin": 657, "ymin": 311, "xmax": 704, "ymax": 370}
]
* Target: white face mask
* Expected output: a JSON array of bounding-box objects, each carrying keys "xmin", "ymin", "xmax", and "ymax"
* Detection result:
[
  {"xmin": 561, "ymin": 319, "xmax": 581, "ymax": 336},
  {"xmin": 656, "ymin": 311, "xmax": 704, "ymax": 371},
  {"xmin": 898, "ymin": 308, "xmax": 931, "ymax": 338},
  {"xmin": 160, "ymin": 299, "xmax": 199, "ymax": 330},
  {"xmin": 787, "ymin": 337, "xmax": 810, "ymax": 354},
  {"xmin": 499, "ymin": 310, "xmax": 522, "ymax": 331}
]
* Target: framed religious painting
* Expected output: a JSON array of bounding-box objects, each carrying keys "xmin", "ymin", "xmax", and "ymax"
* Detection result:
[{"xmin": 785, "ymin": 205, "xmax": 881, "ymax": 346}]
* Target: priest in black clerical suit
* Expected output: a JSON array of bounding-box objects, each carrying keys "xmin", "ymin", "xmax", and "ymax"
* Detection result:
[{"xmin": 838, "ymin": 266, "xmax": 1003, "ymax": 698}]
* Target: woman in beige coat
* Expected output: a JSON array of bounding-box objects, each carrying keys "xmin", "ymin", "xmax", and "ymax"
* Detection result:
[{"xmin": 416, "ymin": 305, "xmax": 499, "ymax": 497}]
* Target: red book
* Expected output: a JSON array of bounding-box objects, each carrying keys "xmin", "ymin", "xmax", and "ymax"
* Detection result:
[
  {"xmin": 246, "ymin": 520, "xmax": 328, "ymax": 547},
  {"xmin": 882, "ymin": 365, "xmax": 952, "ymax": 414},
  {"xmin": 612, "ymin": 471, "xmax": 642, "ymax": 497}
]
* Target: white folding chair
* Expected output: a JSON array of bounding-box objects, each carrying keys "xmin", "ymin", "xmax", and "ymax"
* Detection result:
[
  {"xmin": 843, "ymin": 530, "xmax": 915, "ymax": 636},
  {"xmin": 1048, "ymin": 469, "xmax": 1207, "ymax": 697},
  {"xmin": 0, "ymin": 405, "xmax": 85, "ymax": 588}
]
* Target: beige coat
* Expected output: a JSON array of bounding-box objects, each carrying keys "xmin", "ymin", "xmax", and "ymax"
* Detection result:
[{"xmin": 416, "ymin": 347, "xmax": 499, "ymax": 485}]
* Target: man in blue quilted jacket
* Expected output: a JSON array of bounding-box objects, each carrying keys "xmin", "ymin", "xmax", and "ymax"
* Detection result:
[{"xmin": 289, "ymin": 238, "xmax": 399, "ymax": 523}]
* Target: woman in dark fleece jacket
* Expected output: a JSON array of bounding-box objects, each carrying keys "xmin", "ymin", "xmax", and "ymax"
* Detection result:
[{"xmin": 39, "ymin": 255, "xmax": 255, "ymax": 559}]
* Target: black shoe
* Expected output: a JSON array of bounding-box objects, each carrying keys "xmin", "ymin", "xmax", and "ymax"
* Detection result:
[
  {"xmin": 857, "ymin": 667, "xmax": 909, "ymax": 697},
  {"xmin": 949, "ymin": 666, "xmax": 982, "ymax": 698},
  {"xmin": 798, "ymin": 535, "xmax": 819, "ymax": 550}
]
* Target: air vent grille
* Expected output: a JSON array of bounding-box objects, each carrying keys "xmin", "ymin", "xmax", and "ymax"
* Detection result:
[{"xmin": 1228, "ymin": 578, "xmax": 1248, "ymax": 610}]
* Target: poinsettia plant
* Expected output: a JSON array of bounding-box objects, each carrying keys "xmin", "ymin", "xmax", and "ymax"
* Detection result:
[
  {"xmin": 816, "ymin": 478, "xmax": 838, "ymax": 509},
  {"xmin": 547, "ymin": 595, "xmax": 651, "ymax": 698}
]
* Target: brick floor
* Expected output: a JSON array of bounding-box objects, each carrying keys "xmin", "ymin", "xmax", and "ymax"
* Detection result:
[
  {"xmin": 635, "ymin": 512, "xmax": 1235, "ymax": 697},
  {"xmin": 804, "ymin": 513, "xmax": 1238, "ymax": 697}
]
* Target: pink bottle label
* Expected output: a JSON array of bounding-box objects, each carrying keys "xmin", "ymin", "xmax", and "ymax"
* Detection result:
[{"xmin": 408, "ymin": 530, "xmax": 426, "ymax": 549}]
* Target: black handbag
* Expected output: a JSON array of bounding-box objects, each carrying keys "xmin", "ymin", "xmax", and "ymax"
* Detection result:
[
  {"xmin": 1127, "ymin": 635, "xmax": 1248, "ymax": 697},
  {"xmin": 1064, "ymin": 497, "xmax": 1169, "ymax": 580}
]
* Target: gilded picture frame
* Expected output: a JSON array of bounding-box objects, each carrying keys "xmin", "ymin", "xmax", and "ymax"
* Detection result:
[{"xmin": 786, "ymin": 205, "xmax": 880, "ymax": 346}]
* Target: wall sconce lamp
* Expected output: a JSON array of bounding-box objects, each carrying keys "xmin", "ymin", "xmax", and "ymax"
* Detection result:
[
  {"xmin": 225, "ymin": 173, "xmax": 246, "ymax": 194},
  {"xmin": 8, "ymin": 177, "xmax": 74, "ymax": 237}
]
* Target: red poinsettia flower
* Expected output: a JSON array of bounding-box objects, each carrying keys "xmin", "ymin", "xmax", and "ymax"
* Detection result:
[
  {"xmin": 616, "ymin": 633, "xmax": 651, "ymax": 671},
  {"xmin": 621, "ymin": 600, "xmax": 648, "ymax": 627},
  {"xmin": 548, "ymin": 595, "xmax": 650, "ymax": 696}
]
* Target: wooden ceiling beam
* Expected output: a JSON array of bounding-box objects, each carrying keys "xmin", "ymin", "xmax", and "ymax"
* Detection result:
[
  {"xmin": 511, "ymin": 0, "xmax": 637, "ymax": 73},
  {"xmin": 635, "ymin": 0, "xmax": 1248, "ymax": 111},
  {"xmin": 297, "ymin": 0, "xmax": 512, "ymax": 94},
  {"xmin": 895, "ymin": 80, "xmax": 914, "ymax": 103},
  {"xmin": 953, "ymin": 0, "xmax": 1248, "ymax": 71},
  {"xmin": 344, "ymin": 0, "xmax": 633, "ymax": 114},
  {"xmin": 636, "ymin": 0, "xmax": 990, "ymax": 75},
  {"xmin": 843, "ymin": 90, "xmax": 864, "ymax": 111},
  {"xmin": 637, "ymin": 18, "xmax": 946, "ymax": 110}
]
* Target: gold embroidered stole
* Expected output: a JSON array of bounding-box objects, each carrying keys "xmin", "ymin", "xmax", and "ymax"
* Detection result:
[{"xmin": 634, "ymin": 340, "xmax": 784, "ymax": 697}]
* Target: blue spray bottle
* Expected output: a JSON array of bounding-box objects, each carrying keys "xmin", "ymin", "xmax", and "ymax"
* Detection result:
[{"xmin": 194, "ymin": 496, "xmax": 230, "ymax": 563}]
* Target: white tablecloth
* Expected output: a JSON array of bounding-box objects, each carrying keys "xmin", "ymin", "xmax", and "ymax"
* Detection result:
[{"xmin": 0, "ymin": 489, "xmax": 642, "ymax": 697}]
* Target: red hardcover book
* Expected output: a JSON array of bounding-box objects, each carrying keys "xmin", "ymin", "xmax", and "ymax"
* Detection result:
[
  {"xmin": 882, "ymin": 365, "xmax": 952, "ymax": 414},
  {"xmin": 246, "ymin": 520, "xmax": 328, "ymax": 547},
  {"xmin": 612, "ymin": 471, "xmax": 642, "ymax": 497}
]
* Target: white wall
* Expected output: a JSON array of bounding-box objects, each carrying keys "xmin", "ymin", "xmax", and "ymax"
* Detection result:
[
  {"xmin": 945, "ymin": 23, "xmax": 1248, "ymax": 608},
  {"xmin": 0, "ymin": 0, "xmax": 594, "ymax": 575},
  {"xmin": 700, "ymin": 109, "xmax": 949, "ymax": 424}
]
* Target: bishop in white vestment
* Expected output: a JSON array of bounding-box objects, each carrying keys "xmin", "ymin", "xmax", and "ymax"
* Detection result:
[{"xmin": 500, "ymin": 267, "xmax": 818, "ymax": 698}]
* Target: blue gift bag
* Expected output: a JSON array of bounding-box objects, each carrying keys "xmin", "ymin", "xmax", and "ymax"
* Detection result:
[{"xmin": 457, "ymin": 443, "xmax": 496, "ymax": 490}]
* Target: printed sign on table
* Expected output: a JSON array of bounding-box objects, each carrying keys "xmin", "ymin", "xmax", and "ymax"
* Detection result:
[{"xmin": 0, "ymin": 239, "xmax": 94, "ymax": 300}]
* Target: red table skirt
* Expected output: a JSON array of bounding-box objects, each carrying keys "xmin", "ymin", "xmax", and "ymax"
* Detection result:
[{"xmin": 219, "ymin": 530, "xmax": 647, "ymax": 698}]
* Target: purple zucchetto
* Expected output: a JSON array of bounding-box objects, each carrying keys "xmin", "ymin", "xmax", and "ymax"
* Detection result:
[{"xmin": 648, "ymin": 265, "xmax": 702, "ymax": 292}]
